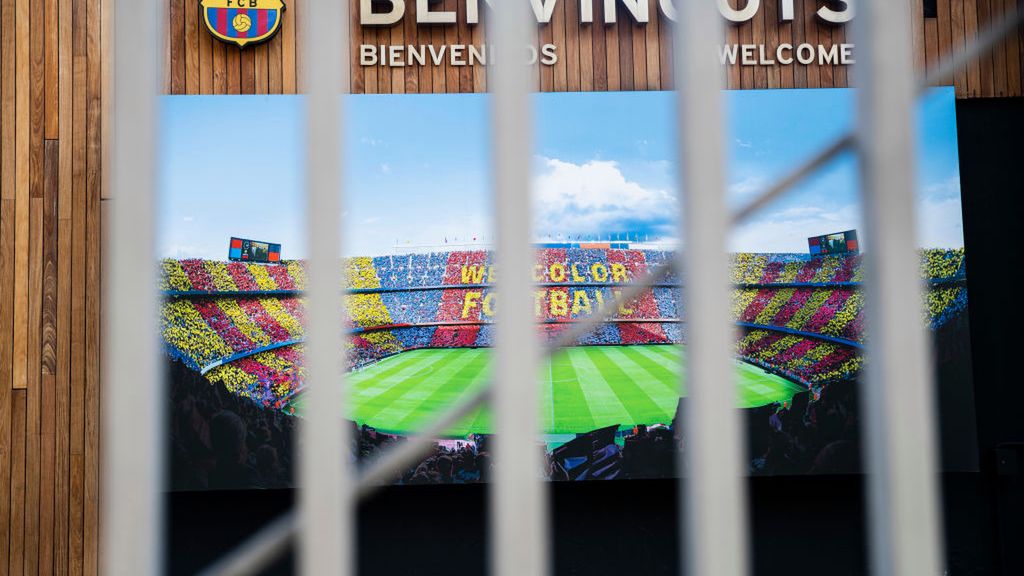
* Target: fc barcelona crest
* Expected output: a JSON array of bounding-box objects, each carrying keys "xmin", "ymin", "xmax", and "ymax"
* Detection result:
[{"xmin": 201, "ymin": 0, "xmax": 285, "ymax": 48}]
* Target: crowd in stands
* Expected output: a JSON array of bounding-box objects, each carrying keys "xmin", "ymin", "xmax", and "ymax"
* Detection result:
[
  {"xmin": 160, "ymin": 248, "xmax": 966, "ymax": 419},
  {"xmin": 738, "ymin": 329, "xmax": 862, "ymax": 385},
  {"xmin": 170, "ymin": 351, "xmax": 859, "ymax": 491},
  {"xmin": 169, "ymin": 362, "xmax": 298, "ymax": 490}
]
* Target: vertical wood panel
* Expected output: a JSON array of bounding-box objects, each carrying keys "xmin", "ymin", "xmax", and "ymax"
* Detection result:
[
  {"xmin": 926, "ymin": 11, "xmax": 941, "ymax": 83},
  {"xmin": 990, "ymin": 0, "xmax": 1008, "ymax": 94},
  {"xmin": 55, "ymin": 3, "xmax": 73, "ymax": 573},
  {"xmin": 39, "ymin": 139, "xmax": 59, "ymax": 576},
  {"xmin": 950, "ymin": 0, "xmax": 969, "ymax": 96},
  {"xmin": 964, "ymin": 0, "xmax": 982, "ymax": 95},
  {"xmin": 199, "ymin": 6, "xmax": 213, "ymax": 93},
  {"xmin": 393, "ymin": 4, "xmax": 407, "ymax": 93},
  {"xmin": 13, "ymin": 0, "xmax": 30, "ymax": 393},
  {"xmin": 977, "ymin": 0, "xmax": 996, "ymax": 94},
  {"xmin": 606, "ymin": 16, "xmax": 621, "ymax": 91},
  {"xmin": 617, "ymin": 6, "xmax": 634, "ymax": 91},
  {"xmin": 553, "ymin": 0, "xmax": 569, "ymax": 91},
  {"xmin": 0, "ymin": 198, "xmax": 13, "ymax": 573},
  {"xmin": 185, "ymin": 0, "xmax": 199, "ymax": 93},
  {"xmin": 269, "ymin": 16, "xmax": 284, "ymax": 93},
  {"xmin": 644, "ymin": 2, "xmax": 659, "ymax": 90},
  {"xmin": 8, "ymin": 390, "xmax": 27, "ymax": 575},
  {"xmin": 69, "ymin": 0, "xmax": 87, "ymax": 572},
  {"xmin": 45, "ymin": 0, "xmax": 58, "ymax": 138},
  {"xmin": 630, "ymin": 11, "xmax": 646, "ymax": 90},
  {"xmin": 431, "ymin": 22, "xmax": 444, "ymax": 93},
  {"xmin": 293, "ymin": 0, "xmax": 304, "ymax": 93},
  {"xmin": 566, "ymin": 0, "xmax": 581, "ymax": 91},
  {"xmin": 84, "ymin": 0, "xmax": 101, "ymax": 569},
  {"xmin": 281, "ymin": 0, "xmax": 296, "ymax": 92},
  {"xmin": 168, "ymin": 0, "xmax": 184, "ymax": 93},
  {"xmin": 25, "ymin": 196, "xmax": 42, "ymax": 576},
  {"xmin": 405, "ymin": 1, "xmax": 419, "ymax": 93},
  {"xmin": 442, "ymin": 0, "xmax": 456, "ymax": 94},
  {"xmin": 658, "ymin": 10, "xmax": 671, "ymax": 89},
  {"xmin": 241, "ymin": 47, "xmax": 256, "ymax": 94},
  {"xmin": 1006, "ymin": 0, "xmax": 1021, "ymax": 95},
  {"xmin": 804, "ymin": 0, "xmax": 820, "ymax": 88}
]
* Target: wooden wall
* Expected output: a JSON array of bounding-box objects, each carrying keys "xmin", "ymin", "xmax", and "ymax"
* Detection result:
[
  {"xmin": 0, "ymin": 0, "xmax": 105, "ymax": 572},
  {"xmin": 165, "ymin": 0, "xmax": 1024, "ymax": 97}
]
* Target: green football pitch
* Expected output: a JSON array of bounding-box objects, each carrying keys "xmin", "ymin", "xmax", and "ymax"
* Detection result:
[{"xmin": 290, "ymin": 345, "xmax": 804, "ymax": 437}]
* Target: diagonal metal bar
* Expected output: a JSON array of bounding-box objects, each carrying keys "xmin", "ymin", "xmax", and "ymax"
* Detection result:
[
  {"xmin": 855, "ymin": 1, "xmax": 943, "ymax": 575},
  {"xmin": 102, "ymin": 0, "xmax": 164, "ymax": 575},
  {"xmin": 195, "ymin": 511, "xmax": 298, "ymax": 576},
  {"xmin": 921, "ymin": 8, "xmax": 1024, "ymax": 90},
  {"xmin": 358, "ymin": 387, "xmax": 493, "ymax": 495},
  {"xmin": 299, "ymin": 0, "xmax": 351, "ymax": 573},
  {"xmin": 731, "ymin": 134, "xmax": 855, "ymax": 225},
  {"xmin": 674, "ymin": 1, "xmax": 748, "ymax": 576}
]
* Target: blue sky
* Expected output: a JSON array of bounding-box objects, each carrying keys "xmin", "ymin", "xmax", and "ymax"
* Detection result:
[{"xmin": 159, "ymin": 87, "xmax": 963, "ymax": 258}]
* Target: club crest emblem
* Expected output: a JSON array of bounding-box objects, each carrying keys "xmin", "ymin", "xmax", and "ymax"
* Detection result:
[{"xmin": 201, "ymin": 0, "xmax": 285, "ymax": 48}]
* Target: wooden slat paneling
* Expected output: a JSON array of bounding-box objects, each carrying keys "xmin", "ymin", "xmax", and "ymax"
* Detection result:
[
  {"xmin": 153, "ymin": 1, "xmax": 1022, "ymax": 97},
  {"xmin": 0, "ymin": 0, "xmax": 103, "ymax": 572}
]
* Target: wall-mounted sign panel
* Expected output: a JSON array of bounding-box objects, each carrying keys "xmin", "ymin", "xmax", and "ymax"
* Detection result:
[
  {"xmin": 165, "ymin": 0, "xmax": 1024, "ymax": 98},
  {"xmin": 228, "ymin": 237, "xmax": 282, "ymax": 262}
]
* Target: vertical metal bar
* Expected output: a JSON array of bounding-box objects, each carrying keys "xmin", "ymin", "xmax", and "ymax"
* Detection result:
[
  {"xmin": 300, "ymin": 0, "xmax": 351, "ymax": 574},
  {"xmin": 673, "ymin": 3, "xmax": 748, "ymax": 576},
  {"xmin": 854, "ymin": 2, "xmax": 944, "ymax": 576},
  {"xmin": 489, "ymin": 0, "xmax": 548, "ymax": 574},
  {"xmin": 103, "ymin": 0, "xmax": 163, "ymax": 574}
]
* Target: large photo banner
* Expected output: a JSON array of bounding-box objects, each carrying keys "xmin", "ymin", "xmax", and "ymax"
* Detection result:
[{"xmin": 158, "ymin": 87, "xmax": 975, "ymax": 490}]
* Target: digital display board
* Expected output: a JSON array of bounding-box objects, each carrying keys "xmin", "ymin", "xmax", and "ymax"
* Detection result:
[
  {"xmin": 808, "ymin": 230, "xmax": 859, "ymax": 256},
  {"xmin": 228, "ymin": 237, "xmax": 281, "ymax": 263}
]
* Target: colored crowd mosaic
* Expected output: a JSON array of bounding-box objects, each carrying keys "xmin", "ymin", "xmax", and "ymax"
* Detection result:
[{"xmin": 159, "ymin": 248, "xmax": 967, "ymax": 407}]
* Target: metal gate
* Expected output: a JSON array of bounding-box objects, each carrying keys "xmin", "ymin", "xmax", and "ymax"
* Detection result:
[{"xmin": 103, "ymin": 1, "xmax": 1024, "ymax": 575}]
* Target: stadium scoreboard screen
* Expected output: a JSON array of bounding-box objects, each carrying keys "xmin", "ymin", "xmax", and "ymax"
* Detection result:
[
  {"xmin": 808, "ymin": 230, "xmax": 859, "ymax": 256},
  {"xmin": 228, "ymin": 237, "xmax": 281, "ymax": 263}
]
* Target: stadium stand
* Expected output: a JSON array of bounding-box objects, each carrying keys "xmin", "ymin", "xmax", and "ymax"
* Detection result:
[{"xmin": 158, "ymin": 248, "xmax": 966, "ymax": 413}]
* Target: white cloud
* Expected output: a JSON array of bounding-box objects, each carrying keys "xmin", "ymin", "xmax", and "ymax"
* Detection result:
[
  {"xmin": 917, "ymin": 196, "xmax": 964, "ymax": 248},
  {"xmin": 730, "ymin": 204, "xmax": 862, "ymax": 253},
  {"xmin": 379, "ymin": 163, "xmax": 391, "ymax": 174},
  {"xmin": 922, "ymin": 176, "xmax": 961, "ymax": 198},
  {"xmin": 360, "ymin": 137, "xmax": 385, "ymax": 147},
  {"xmin": 736, "ymin": 139, "xmax": 753, "ymax": 148},
  {"xmin": 532, "ymin": 157, "xmax": 676, "ymax": 236},
  {"xmin": 728, "ymin": 175, "xmax": 765, "ymax": 201},
  {"xmin": 182, "ymin": 216, "xmax": 194, "ymax": 223}
]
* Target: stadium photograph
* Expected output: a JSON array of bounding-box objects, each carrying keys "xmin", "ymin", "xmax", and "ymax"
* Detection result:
[{"xmin": 159, "ymin": 88, "xmax": 971, "ymax": 489}]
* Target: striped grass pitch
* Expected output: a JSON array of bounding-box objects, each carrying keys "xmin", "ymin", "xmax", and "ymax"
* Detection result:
[{"xmin": 291, "ymin": 345, "xmax": 804, "ymax": 436}]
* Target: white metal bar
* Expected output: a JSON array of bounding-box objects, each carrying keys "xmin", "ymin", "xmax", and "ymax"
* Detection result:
[
  {"xmin": 854, "ymin": 2, "xmax": 944, "ymax": 576},
  {"xmin": 102, "ymin": 0, "xmax": 163, "ymax": 574},
  {"xmin": 300, "ymin": 0, "xmax": 351, "ymax": 574},
  {"xmin": 673, "ymin": 2, "xmax": 748, "ymax": 576},
  {"xmin": 489, "ymin": 0, "xmax": 548, "ymax": 573}
]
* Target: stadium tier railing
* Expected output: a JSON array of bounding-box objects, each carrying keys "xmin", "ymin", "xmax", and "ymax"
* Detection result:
[{"xmin": 103, "ymin": 2, "xmax": 1024, "ymax": 576}]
